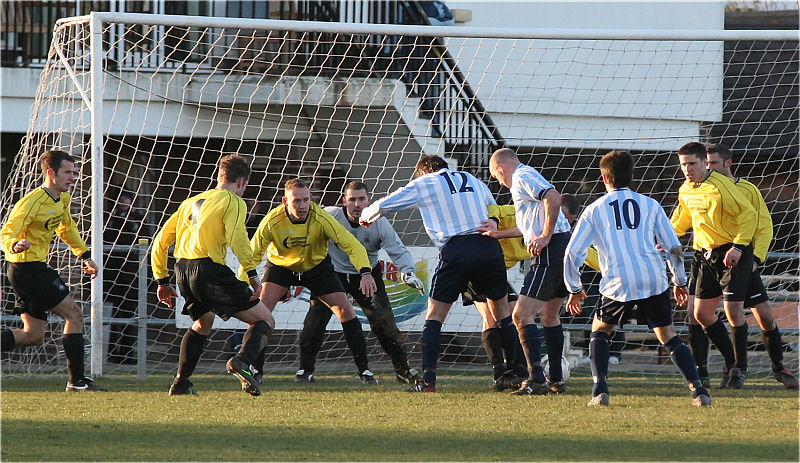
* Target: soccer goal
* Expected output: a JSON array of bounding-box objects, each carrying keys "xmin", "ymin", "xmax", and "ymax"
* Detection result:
[{"xmin": 2, "ymin": 12, "xmax": 797, "ymax": 382}]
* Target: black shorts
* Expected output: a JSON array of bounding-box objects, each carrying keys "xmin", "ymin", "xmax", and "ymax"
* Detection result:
[
  {"xmin": 7, "ymin": 262, "xmax": 71, "ymax": 321},
  {"xmin": 694, "ymin": 244, "xmax": 753, "ymax": 302},
  {"xmin": 688, "ymin": 254, "xmax": 699, "ymax": 297},
  {"xmin": 744, "ymin": 267, "xmax": 769, "ymax": 308},
  {"xmin": 263, "ymin": 255, "xmax": 345, "ymax": 298},
  {"xmin": 430, "ymin": 234, "xmax": 507, "ymax": 304},
  {"xmin": 462, "ymin": 281, "xmax": 518, "ymax": 305},
  {"xmin": 596, "ymin": 290, "xmax": 674, "ymax": 329},
  {"xmin": 520, "ymin": 232, "xmax": 570, "ymax": 301},
  {"xmin": 175, "ymin": 258, "xmax": 258, "ymax": 321}
]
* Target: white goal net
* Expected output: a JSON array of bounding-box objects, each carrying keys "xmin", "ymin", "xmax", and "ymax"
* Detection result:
[{"xmin": 2, "ymin": 12, "xmax": 797, "ymax": 382}]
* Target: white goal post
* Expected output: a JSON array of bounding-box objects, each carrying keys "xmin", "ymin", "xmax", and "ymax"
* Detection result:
[{"xmin": 2, "ymin": 12, "xmax": 797, "ymax": 381}]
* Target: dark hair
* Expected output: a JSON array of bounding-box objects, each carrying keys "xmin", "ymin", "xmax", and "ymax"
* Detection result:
[
  {"xmin": 560, "ymin": 193, "xmax": 580, "ymax": 216},
  {"xmin": 285, "ymin": 178, "xmax": 308, "ymax": 194},
  {"xmin": 678, "ymin": 142, "xmax": 706, "ymax": 160},
  {"xmin": 40, "ymin": 150, "xmax": 75, "ymax": 174},
  {"xmin": 218, "ymin": 155, "xmax": 251, "ymax": 183},
  {"xmin": 414, "ymin": 155, "xmax": 449, "ymax": 177},
  {"xmin": 344, "ymin": 181, "xmax": 369, "ymax": 196},
  {"xmin": 599, "ymin": 150, "xmax": 634, "ymax": 188},
  {"xmin": 706, "ymin": 143, "xmax": 732, "ymax": 162}
]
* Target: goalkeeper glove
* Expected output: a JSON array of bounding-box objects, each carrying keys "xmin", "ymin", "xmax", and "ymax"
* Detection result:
[{"xmin": 401, "ymin": 272, "xmax": 425, "ymax": 295}]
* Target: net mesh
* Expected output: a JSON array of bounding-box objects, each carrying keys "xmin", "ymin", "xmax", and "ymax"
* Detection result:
[{"xmin": 2, "ymin": 15, "xmax": 797, "ymax": 381}]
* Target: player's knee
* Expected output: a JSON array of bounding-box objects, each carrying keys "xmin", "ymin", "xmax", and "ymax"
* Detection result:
[
  {"xmin": 192, "ymin": 313, "xmax": 214, "ymax": 335},
  {"xmin": 540, "ymin": 311, "xmax": 559, "ymax": 326},
  {"xmin": 252, "ymin": 319, "xmax": 272, "ymax": 336},
  {"xmin": 61, "ymin": 305, "xmax": 84, "ymax": 328},
  {"xmin": 693, "ymin": 308, "xmax": 718, "ymax": 327},
  {"xmin": 334, "ymin": 305, "xmax": 357, "ymax": 322},
  {"xmin": 262, "ymin": 312, "xmax": 275, "ymax": 331}
]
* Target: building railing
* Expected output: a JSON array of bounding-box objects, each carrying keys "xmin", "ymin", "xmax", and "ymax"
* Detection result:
[{"xmin": 2, "ymin": 1, "xmax": 504, "ymax": 178}]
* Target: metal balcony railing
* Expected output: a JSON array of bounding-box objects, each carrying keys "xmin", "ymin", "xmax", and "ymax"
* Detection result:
[{"xmin": 3, "ymin": 1, "xmax": 503, "ymax": 177}]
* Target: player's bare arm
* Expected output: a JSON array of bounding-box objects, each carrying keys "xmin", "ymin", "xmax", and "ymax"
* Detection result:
[{"xmin": 529, "ymin": 189, "xmax": 562, "ymax": 256}]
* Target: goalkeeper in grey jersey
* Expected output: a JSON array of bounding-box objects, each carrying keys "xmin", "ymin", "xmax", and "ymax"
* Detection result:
[{"xmin": 297, "ymin": 181, "xmax": 424, "ymax": 384}]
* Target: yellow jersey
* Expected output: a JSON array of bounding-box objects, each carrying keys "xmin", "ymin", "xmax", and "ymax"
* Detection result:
[
  {"xmin": 1, "ymin": 187, "xmax": 88, "ymax": 263},
  {"xmin": 735, "ymin": 178, "xmax": 772, "ymax": 263},
  {"xmin": 487, "ymin": 204, "xmax": 529, "ymax": 268},
  {"xmin": 246, "ymin": 202, "xmax": 370, "ymax": 275},
  {"xmin": 487, "ymin": 204, "xmax": 599, "ymax": 271},
  {"xmin": 151, "ymin": 188, "xmax": 256, "ymax": 281},
  {"xmin": 670, "ymin": 171, "xmax": 756, "ymax": 251}
]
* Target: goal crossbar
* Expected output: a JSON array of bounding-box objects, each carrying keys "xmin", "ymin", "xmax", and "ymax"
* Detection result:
[{"xmin": 59, "ymin": 12, "xmax": 799, "ymax": 42}]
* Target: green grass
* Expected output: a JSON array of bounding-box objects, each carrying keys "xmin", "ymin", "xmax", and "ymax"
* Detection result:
[{"xmin": 2, "ymin": 373, "xmax": 797, "ymax": 461}]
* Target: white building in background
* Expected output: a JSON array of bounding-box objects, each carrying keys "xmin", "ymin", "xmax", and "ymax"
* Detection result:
[
  {"xmin": 444, "ymin": 1, "xmax": 725, "ymax": 152},
  {"xmin": 2, "ymin": 1, "xmax": 724, "ymax": 155}
]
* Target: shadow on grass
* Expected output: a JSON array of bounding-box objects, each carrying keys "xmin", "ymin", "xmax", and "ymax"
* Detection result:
[
  {"xmin": 2, "ymin": 414, "xmax": 798, "ymax": 462},
  {"xmin": 2, "ymin": 376, "xmax": 797, "ymax": 461}
]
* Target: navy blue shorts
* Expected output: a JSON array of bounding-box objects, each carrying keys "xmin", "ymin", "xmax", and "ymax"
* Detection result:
[
  {"xmin": 430, "ymin": 234, "xmax": 507, "ymax": 304},
  {"xmin": 175, "ymin": 258, "xmax": 258, "ymax": 321},
  {"xmin": 596, "ymin": 290, "xmax": 673, "ymax": 329},
  {"xmin": 520, "ymin": 232, "xmax": 570, "ymax": 301},
  {"xmin": 7, "ymin": 262, "xmax": 71, "ymax": 321}
]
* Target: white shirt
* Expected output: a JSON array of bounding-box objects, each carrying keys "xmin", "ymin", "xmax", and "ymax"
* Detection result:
[
  {"xmin": 324, "ymin": 206, "xmax": 415, "ymax": 275},
  {"xmin": 511, "ymin": 164, "xmax": 571, "ymax": 246},
  {"xmin": 361, "ymin": 168, "xmax": 496, "ymax": 248},
  {"xmin": 564, "ymin": 188, "xmax": 687, "ymax": 302}
]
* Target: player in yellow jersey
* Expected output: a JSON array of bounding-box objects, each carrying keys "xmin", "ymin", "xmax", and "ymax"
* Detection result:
[
  {"xmin": 246, "ymin": 178, "xmax": 380, "ymax": 384},
  {"xmin": 692, "ymin": 143, "xmax": 797, "ymax": 389},
  {"xmin": 152, "ymin": 155, "xmax": 275, "ymax": 397},
  {"xmin": 1, "ymin": 150, "xmax": 105, "ymax": 392},
  {"xmin": 671, "ymin": 142, "xmax": 756, "ymax": 389}
]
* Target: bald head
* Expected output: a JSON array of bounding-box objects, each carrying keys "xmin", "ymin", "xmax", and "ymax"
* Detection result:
[
  {"xmin": 489, "ymin": 148, "xmax": 520, "ymax": 188},
  {"xmin": 491, "ymin": 148, "xmax": 518, "ymax": 165}
]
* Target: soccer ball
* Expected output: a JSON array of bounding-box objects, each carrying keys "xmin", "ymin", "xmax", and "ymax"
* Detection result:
[{"xmin": 541, "ymin": 355, "xmax": 571, "ymax": 381}]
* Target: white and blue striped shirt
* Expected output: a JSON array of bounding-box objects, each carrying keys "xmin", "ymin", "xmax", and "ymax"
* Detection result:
[
  {"xmin": 511, "ymin": 164, "xmax": 571, "ymax": 246},
  {"xmin": 564, "ymin": 188, "xmax": 687, "ymax": 302},
  {"xmin": 361, "ymin": 168, "xmax": 496, "ymax": 248}
]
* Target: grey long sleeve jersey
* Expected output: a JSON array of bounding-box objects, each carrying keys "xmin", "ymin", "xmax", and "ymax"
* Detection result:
[{"xmin": 324, "ymin": 205, "xmax": 416, "ymax": 275}]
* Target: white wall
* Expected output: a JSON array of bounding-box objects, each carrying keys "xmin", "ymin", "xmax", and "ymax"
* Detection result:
[
  {"xmin": 442, "ymin": 1, "xmax": 725, "ymax": 150},
  {"xmin": 448, "ymin": 1, "xmax": 724, "ymax": 30}
]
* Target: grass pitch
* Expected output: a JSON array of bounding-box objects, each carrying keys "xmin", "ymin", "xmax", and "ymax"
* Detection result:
[{"xmin": 2, "ymin": 372, "xmax": 797, "ymax": 461}]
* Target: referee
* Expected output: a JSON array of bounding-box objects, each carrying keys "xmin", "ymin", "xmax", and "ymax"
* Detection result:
[
  {"xmin": 703, "ymin": 143, "xmax": 797, "ymax": 389},
  {"xmin": 564, "ymin": 150, "xmax": 711, "ymax": 407},
  {"xmin": 361, "ymin": 155, "xmax": 511, "ymax": 392},
  {"xmin": 671, "ymin": 142, "xmax": 756, "ymax": 389},
  {"xmin": 152, "ymin": 155, "xmax": 275, "ymax": 396},
  {"xmin": 1, "ymin": 150, "xmax": 105, "ymax": 392}
]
